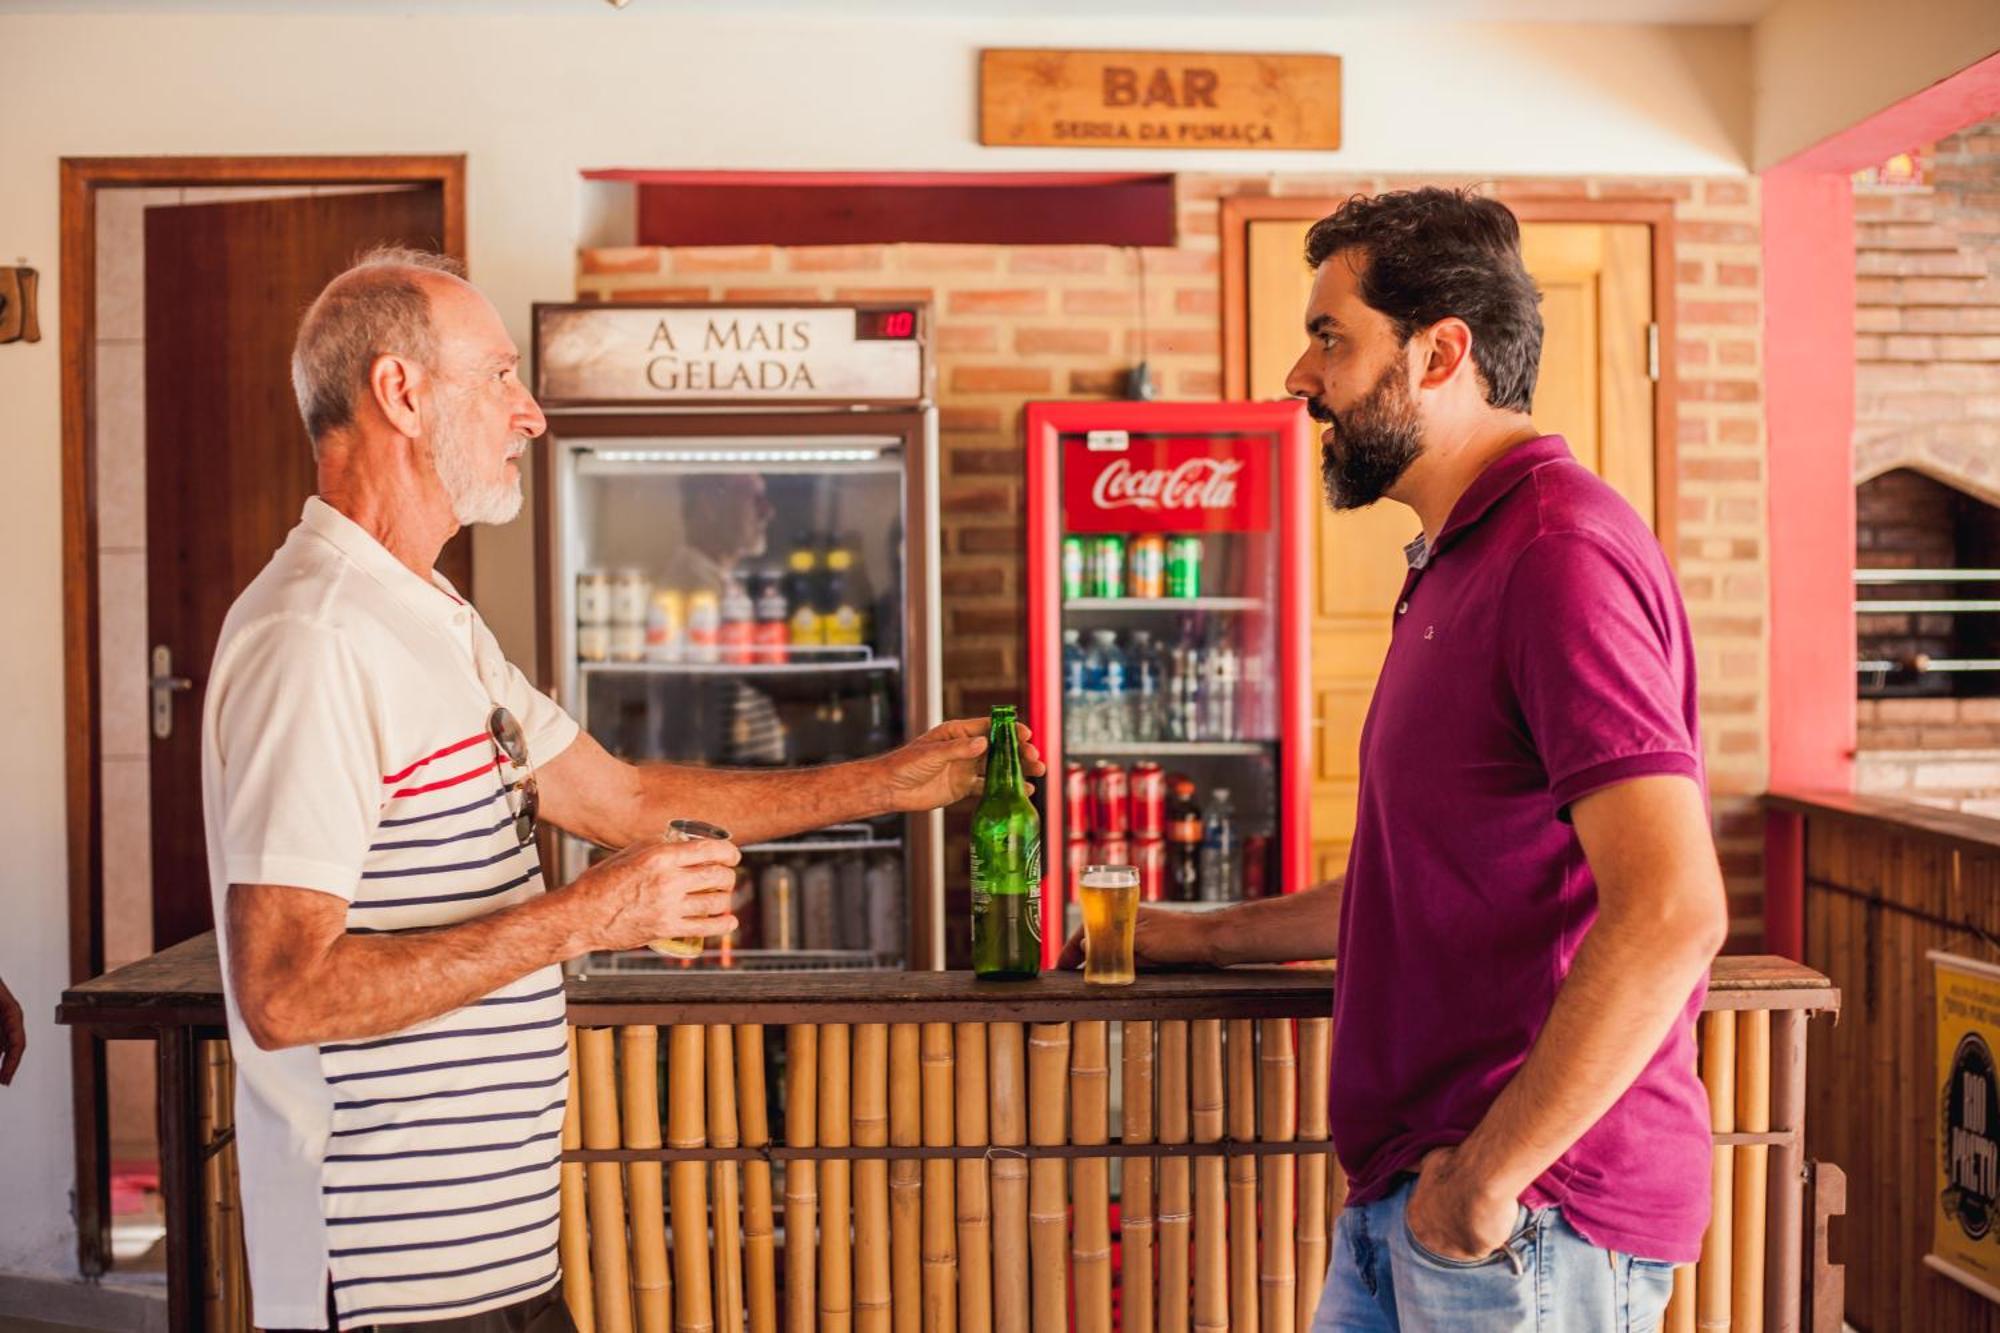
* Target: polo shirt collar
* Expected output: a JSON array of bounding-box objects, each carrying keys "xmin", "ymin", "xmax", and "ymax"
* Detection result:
[
  {"xmin": 1417, "ymin": 434, "xmax": 1573, "ymax": 563},
  {"xmin": 300, "ymin": 496, "xmax": 464, "ymax": 627}
]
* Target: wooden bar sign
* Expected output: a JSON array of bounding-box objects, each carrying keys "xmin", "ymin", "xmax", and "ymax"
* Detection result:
[{"xmin": 980, "ymin": 49, "xmax": 1340, "ymax": 152}]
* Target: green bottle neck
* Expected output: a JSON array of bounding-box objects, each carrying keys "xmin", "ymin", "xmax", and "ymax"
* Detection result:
[{"xmin": 984, "ymin": 713, "xmax": 1023, "ymax": 795}]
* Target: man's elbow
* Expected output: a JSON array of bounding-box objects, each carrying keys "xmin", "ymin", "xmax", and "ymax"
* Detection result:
[
  {"xmin": 1667, "ymin": 882, "xmax": 1730, "ymax": 966},
  {"xmin": 236, "ymin": 988, "xmax": 314, "ymax": 1052}
]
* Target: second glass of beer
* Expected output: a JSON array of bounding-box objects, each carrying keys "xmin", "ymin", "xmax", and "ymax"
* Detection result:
[
  {"xmin": 1079, "ymin": 864, "xmax": 1140, "ymax": 986},
  {"xmin": 650, "ymin": 818, "xmax": 733, "ymax": 958}
]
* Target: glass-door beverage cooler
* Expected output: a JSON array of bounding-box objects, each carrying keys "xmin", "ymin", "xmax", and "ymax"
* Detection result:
[
  {"xmin": 533, "ymin": 302, "xmax": 943, "ymax": 971},
  {"xmin": 1025, "ymin": 400, "xmax": 1314, "ymax": 967}
]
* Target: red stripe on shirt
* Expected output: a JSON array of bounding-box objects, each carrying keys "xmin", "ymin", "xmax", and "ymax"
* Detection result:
[
  {"xmin": 382, "ymin": 733, "xmax": 488, "ymax": 785},
  {"xmin": 391, "ymin": 755, "xmax": 502, "ymax": 800}
]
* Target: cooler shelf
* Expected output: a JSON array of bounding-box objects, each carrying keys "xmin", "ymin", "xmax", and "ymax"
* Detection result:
[
  {"xmin": 582, "ymin": 656, "xmax": 901, "ymax": 677},
  {"xmin": 1067, "ymin": 741, "xmax": 1270, "ymax": 757},
  {"xmin": 1064, "ymin": 597, "xmax": 1261, "ymax": 612}
]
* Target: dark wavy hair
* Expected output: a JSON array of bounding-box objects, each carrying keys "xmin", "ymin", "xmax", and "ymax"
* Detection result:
[{"xmin": 1303, "ymin": 187, "xmax": 1543, "ymax": 413}]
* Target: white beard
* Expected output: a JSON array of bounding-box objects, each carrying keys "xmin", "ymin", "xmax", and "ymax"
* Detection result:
[{"xmin": 431, "ymin": 415, "xmax": 525, "ymax": 527}]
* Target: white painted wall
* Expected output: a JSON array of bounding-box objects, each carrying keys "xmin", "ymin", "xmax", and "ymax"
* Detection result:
[
  {"xmin": 1752, "ymin": 0, "xmax": 2000, "ymax": 167},
  {"xmin": 0, "ymin": 5, "xmax": 1765, "ymax": 1280}
]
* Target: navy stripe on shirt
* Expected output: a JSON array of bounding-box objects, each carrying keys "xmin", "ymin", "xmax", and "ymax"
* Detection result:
[
  {"xmin": 376, "ymin": 787, "xmax": 506, "ymax": 829},
  {"xmin": 361, "ymin": 841, "xmax": 527, "ymax": 881},
  {"xmin": 328, "ymin": 1207, "xmax": 561, "ymax": 1259},
  {"xmin": 370, "ymin": 812, "xmax": 515, "ymax": 853},
  {"xmin": 330, "ymin": 1097, "xmax": 569, "ymax": 1140},
  {"xmin": 330, "ymin": 1239, "xmax": 560, "ymax": 1294},
  {"xmin": 347, "ymin": 864, "xmax": 541, "ymax": 912},
  {"xmin": 333, "ymin": 1069, "xmax": 567, "ymax": 1112},
  {"xmin": 323, "ymin": 1040, "xmax": 568, "ymax": 1087},
  {"xmin": 322, "ymin": 1013, "xmax": 563, "ymax": 1056},
  {"xmin": 473, "ymin": 983, "xmax": 564, "ymax": 1008},
  {"xmin": 321, "ymin": 1156, "xmax": 553, "ymax": 1196},
  {"xmin": 324, "ymin": 1181, "xmax": 562, "ymax": 1227},
  {"xmin": 339, "ymin": 1272, "xmax": 558, "ymax": 1323},
  {"xmin": 324, "ymin": 1124, "xmax": 561, "ymax": 1165}
]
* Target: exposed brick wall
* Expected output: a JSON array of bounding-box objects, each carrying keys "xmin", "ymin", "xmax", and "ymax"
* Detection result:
[
  {"xmin": 577, "ymin": 171, "xmax": 1771, "ymax": 947},
  {"xmin": 1851, "ymin": 119, "xmax": 2000, "ymax": 813},
  {"xmin": 1854, "ymin": 116, "xmax": 2000, "ymax": 501}
]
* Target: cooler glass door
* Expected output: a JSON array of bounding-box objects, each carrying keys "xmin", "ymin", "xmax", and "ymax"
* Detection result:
[
  {"xmin": 541, "ymin": 411, "xmax": 942, "ymax": 972},
  {"xmin": 1026, "ymin": 402, "xmax": 1312, "ymax": 964}
]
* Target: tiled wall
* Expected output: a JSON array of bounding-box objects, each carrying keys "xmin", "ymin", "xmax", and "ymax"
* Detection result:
[{"xmin": 577, "ymin": 172, "xmax": 1772, "ymax": 946}]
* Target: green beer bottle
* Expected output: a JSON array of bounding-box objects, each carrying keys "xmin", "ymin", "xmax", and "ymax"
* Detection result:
[{"xmin": 971, "ymin": 705, "xmax": 1042, "ymax": 979}]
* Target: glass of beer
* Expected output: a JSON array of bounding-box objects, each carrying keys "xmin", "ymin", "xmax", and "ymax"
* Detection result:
[
  {"xmin": 650, "ymin": 818, "xmax": 732, "ymax": 959},
  {"xmin": 1079, "ymin": 864, "xmax": 1140, "ymax": 986}
]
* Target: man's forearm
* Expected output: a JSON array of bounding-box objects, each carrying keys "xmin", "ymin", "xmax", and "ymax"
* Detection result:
[
  {"xmin": 1450, "ymin": 896, "xmax": 1714, "ymax": 1201},
  {"xmin": 1201, "ymin": 876, "xmax": 1343, "ymax": 965},
  {"xmin": 229, "ymin": 886, "xmax": 591, "ymax": 1049},
  {"xmin": 623, "ymin": 757, "xmax": 891, "ymax": 847}
]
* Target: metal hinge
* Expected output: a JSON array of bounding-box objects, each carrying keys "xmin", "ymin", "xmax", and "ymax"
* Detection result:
[{"xmin": 1647, "ymin": 323, "xmax": 1660, "ymax": 382}]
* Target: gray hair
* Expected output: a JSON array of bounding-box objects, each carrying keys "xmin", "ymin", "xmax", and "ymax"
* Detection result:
[{"xmin": 290, "ymin": 245, "xmax": 466, "ymax": 455}]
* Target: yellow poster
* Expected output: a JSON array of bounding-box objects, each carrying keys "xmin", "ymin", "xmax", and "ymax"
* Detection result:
[{"xmin": 1928, "ymin": 951, "xmax": 2000, "ymax": 1304}]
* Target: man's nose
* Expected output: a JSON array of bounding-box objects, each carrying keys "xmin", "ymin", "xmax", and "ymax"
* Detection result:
[
  {"xmin": 1283, "ymin": 350, "xmax": 1315, "ymax": 403},
  {"xmin": 515, "ymin": 386, "xmax": 548, "ymax": 439}
]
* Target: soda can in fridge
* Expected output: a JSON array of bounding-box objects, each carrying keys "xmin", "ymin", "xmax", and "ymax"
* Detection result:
[
  {"xmin": 1063, "ymin": 762, "xmax": 1091, "ymax": 840},
  {"xmin": 1166, "ymin": 535, "xmax": 1204, "ymax": 598},
  {"xmin": 1129, "ymin": 761, "xmax": 1166, "ymax": 840},
  {"xmin": 1090, "ymin": 535, "xmax": 1127, "ymax": 600},
  {"xmin": 1134, "ymin": 836, "xmax": 1167, "ymax": 902},
  {"xmin": 759, "ymin": 860, "xmax": 800, "ymax": 951},
  {"xmin": 1242, "ymin": 833, "xmax": 1273, "ymax": 901},
  {"xmin": 1130, "ymin": 533, "xmax": 1166, "ymax": 599},
  {"xmin": 1066, "ymin": 838, "xmax": 1091, "ymax": 902},
  {"xmin": 836, "ymin": 855, "xmax": 868, "ymax": 950},
  {"xmin": 1087, "ymin": 762, "xmax": 1129, "ymax": 836},
  {"xmin": 1090, "ymin": 835, "xmax": 1131, "ymax": 870},
  {"xmin": 799, "ymin": 858, "xmax": 839, "ymax": 952},
  {"xmin": 865, "ymin": 853, "xmax": 904, "ymax": 958},
  {"xmin": 1061, "ymin": 536, "xmax": 1087, "ymax": 602}
]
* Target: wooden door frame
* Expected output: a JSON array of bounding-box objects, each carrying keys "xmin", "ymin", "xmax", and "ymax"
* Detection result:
[
  {"xmin": 1219, "ymin": 192, "xmax": 1680, "ymax": 564},
  {"xmin": 58, "ymin": 154, "xmax": 466, "ymax": 1276}
]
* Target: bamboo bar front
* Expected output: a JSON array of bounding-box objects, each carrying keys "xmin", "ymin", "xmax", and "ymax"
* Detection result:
[{"xmin": 60, "ymin": 949, "xmax": 1838, "ymax": 1333}]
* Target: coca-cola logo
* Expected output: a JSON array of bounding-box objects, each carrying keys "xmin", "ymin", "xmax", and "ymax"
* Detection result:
[{"xmin": 1090, "ymin": 457, "xmax": 1243, "ymax": 513}]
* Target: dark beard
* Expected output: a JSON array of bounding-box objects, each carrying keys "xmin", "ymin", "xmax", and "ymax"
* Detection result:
[{"xmin": 1310, "ymin": 363, "xmax": 1424, "ymax": 511}]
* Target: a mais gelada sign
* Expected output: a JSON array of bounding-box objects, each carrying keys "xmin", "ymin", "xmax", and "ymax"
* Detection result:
[{"xmin": 1930, "ymin": 951, "xmax": 2000, "ymax": 1304}]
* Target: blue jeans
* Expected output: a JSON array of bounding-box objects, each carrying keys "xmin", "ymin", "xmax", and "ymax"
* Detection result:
[{"xmin": 1308, "ymin": 1178, "xmax": 1677, "ymax": 1332}]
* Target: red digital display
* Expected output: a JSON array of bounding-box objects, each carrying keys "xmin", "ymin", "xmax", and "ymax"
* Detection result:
[{"xmin": 855, "ymin": 308, "xmax": 919, "ymax": 341}]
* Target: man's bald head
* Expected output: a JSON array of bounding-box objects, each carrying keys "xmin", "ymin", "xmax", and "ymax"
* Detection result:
[{"xmin": 291, "ymin": 246, "xmax": 466, "ymax": 456}]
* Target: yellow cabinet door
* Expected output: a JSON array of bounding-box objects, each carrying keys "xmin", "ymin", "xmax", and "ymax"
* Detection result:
[{"xmin": 1243, "ymin": 216, "xmax": 1658, "ymax": 879}]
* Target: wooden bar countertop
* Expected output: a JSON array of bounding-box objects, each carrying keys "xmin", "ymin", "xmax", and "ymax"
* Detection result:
[{"xmin": 59, "ymin": 932, "xmax": 1838, "ymax": 1037}]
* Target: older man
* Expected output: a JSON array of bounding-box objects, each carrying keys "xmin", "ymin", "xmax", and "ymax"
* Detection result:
[
  {"xmin": 207, "ymin": 247, "xmax": 1039, "ymax": 1331},
  {"xmin": 1066, "ymin": 189, "xmax": 1726, "ymax": 1331}
]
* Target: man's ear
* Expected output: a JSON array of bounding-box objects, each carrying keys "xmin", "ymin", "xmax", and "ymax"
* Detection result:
[
  {"xmin": 368, "ymin": 353, "xmax": 427, "ymax": 438},
  {"xmin": 1417, "ymin": 317, "xmax": 1474, "ymax": 391}
]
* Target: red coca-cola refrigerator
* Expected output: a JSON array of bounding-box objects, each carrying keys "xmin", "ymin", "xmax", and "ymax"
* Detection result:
[{"xmin": 1026, "ymin": 400, "xmax": 1314, "ymax": 967}]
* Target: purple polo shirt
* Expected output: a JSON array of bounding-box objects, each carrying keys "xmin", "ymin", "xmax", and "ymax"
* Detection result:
[{"xmin": 1330, "ymin": 435, "xmax": 1712, "ymax": 1263}]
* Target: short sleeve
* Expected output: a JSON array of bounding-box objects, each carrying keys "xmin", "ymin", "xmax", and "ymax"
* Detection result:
[
  {"xmin": 469, "ymin": 619, "xmax": 580, "ymax": 767},
  {"xmin": 1499, "ymin": 531, "xmax": 1701, "ymax": 820},
  {"xmin": 208, "ymin": 619, "xmax": 383, "ymax": 900}
]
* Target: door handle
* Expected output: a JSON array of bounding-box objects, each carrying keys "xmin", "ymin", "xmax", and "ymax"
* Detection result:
[{"xmin": 150, "ymin": 645, "xmax": 193, "ymax": 740}]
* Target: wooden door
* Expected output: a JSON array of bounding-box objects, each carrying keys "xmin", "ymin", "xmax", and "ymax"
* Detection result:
[
  {"xmin": 1242, "ymin": 215, "xmax": 1659, "ymax": 881},
  {"xmin": 144, "ymin": 188, "xmax": 465, "ymax": 948}
]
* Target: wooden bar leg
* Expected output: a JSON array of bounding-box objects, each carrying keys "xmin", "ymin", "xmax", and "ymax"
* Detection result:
[
  {"xmin": 156, "ymin": 1027, "xmax": 206, "ymax": 1333},
  {"xmin": 1766, "ymin": 1009, "xmax": 1808, "ymax": 1333},
  {"xmin": 1803, "ymin": 1161, "xmax": 1845, "ymax": 1333}
]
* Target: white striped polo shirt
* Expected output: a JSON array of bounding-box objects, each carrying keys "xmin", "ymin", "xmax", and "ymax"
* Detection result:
[{"xmin": 202, "ymin": 497, "xmax": 579, "ymax": 1329}]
